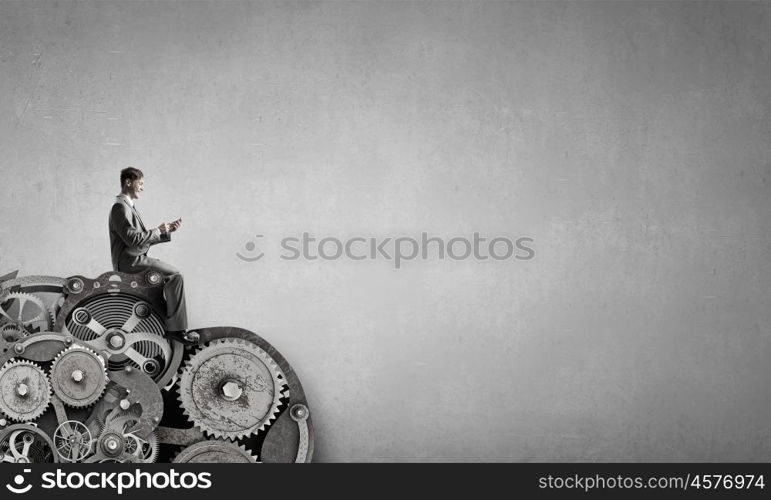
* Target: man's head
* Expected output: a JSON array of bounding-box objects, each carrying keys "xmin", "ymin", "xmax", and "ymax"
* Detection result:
[{"xmin": 120, "ymin": 167, "xmax": 145, "ymax": 199}]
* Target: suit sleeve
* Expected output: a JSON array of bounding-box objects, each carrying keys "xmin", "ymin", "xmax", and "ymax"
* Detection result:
[
  {"xmin": 110, "ymin": 204, "xmax": 166, "ymax": 248},
  {"xmin": 151, "ymin": 228, "xmax": 172, "ymax": 245}
]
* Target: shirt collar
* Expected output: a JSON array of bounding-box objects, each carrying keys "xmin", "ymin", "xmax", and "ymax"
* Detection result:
[{"xmin": 117, "ymin": 193, "xmax": 134, "ymax": 207}]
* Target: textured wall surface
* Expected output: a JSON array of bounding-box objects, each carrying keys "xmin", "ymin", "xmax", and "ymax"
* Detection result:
[{"xmin": 1, "ymin": 1, "xmax": 770, "ymax": 462}]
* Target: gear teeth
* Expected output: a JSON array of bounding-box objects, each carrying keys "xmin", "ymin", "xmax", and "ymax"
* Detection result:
[
  {"xmin": 0, "ymin": 323, "xmax": 30, "ymax": 340},
  {"xmin": 146, "ymin": 430, "xmax": 160, "ymax": 463},
  {"xmin": 235, "ymin": 442, "xmax": 258, "ymax": 463},
  {"xmin": 48, "ymin": 304, "xmax": 58, "ymax": 331},
  {"xmin": 151, "ymin": 431, "xmax": 160, "ymax": 462},
  {"xmin": 173, "ymin": 440, "xmax": 258, "ymax": 463}
]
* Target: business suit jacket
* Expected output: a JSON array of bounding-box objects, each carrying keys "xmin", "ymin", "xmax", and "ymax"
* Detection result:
[{"xmin": 109, "ymin": 197, "xmax": 171, "ymax": 272}]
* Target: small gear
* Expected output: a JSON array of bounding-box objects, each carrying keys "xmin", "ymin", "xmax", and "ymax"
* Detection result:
[
  {"xmin": 50, "ymin": 345, "xmax": 108, "ymax": 408},
  {"xmin": 0, "ymin": 292, "xmax": 55, "ymax": 334},
  {"xmin": 1, "ymin": 323, "xmax": 28, "ymax": 342},
  {"xmin": 173, "ymin": 440, "xmax": 258, "ymax": 463},
  {"xmin": 178, "ymin": 338, "xmax": 287, "ymax": 440},
  {"xmin": 0, "ymin": 360, "xmax": 51, "ymax": 421},
  {"xmin": 0, "ymin": 324, "xmax": 27, "ymax": 355}
]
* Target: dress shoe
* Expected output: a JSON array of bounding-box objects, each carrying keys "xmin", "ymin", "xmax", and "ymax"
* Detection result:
[{"xmin": 166, "ymin": 330, "xmax": 202, "ymax": 346}]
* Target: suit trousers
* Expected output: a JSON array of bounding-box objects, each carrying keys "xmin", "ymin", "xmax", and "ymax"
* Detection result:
[{"xmin": 119, "ymin": 257, "xmax": 188, "ymax": 332}]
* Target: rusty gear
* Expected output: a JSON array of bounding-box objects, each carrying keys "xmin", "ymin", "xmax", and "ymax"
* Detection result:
[
  {"xmin": 50, "ymin": 345, "xmax": 108, "ymax": 408},
  {"xmin": 0, "ymin": 360, "xmax": 51, "ymax": 422},
  {"xmin": 178, "ymin": 338, "xmax": 287, "ymax": 440}
]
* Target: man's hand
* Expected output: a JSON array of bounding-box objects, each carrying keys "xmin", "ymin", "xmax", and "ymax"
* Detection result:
[
  {"xmin": 169, "ymin": 218, "xmax": 182, "ymax": 233},
  {"xmin": 157, "ymin": 222, "xmax": 170, "ymax": 235}
]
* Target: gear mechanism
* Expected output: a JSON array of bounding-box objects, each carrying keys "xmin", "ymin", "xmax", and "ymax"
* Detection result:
[
  {"xmin": 86, "ymin": 411, "xmax": 159, "ymax": 463},
  {"xmin": 0, "ymin": 270, "xmax": 313, "ymax": 462},
  {"xmin": 178, "ymin": 338, "xmax": 287, "ymax": 440},
  {"xmin": 0, "ymin": 423, "xmax": 58, "ymax": 463},
  {"xmin": 0, "ymin": 360, "xmax": 51, "ymax": 421}
]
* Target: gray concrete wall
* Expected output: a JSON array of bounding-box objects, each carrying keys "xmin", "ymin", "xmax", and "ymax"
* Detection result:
[{"xmin": 1, "ymin": 1, "xmax": 770, "ymax": 461}]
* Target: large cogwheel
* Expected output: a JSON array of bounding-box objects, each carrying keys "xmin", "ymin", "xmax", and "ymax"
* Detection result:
[
  {"xmin": 0, "ymin": 360, "xmax": 52, "ymax": 421},
  {"xmin": 173, "ymin": 440, "xmax": 257, "ymax": 463},
  {"xmin": 178, "ymin": 338, "xmax": 287, "ymax": 440},
  {"xmin": 50, "ymin": 345, "xmax": 108, "ymax": 408}
]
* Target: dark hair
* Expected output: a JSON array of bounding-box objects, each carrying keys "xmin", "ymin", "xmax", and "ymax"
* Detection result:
[{"xmin": 120, "ymin": 167, "xmax": 144, "ymax": 186}]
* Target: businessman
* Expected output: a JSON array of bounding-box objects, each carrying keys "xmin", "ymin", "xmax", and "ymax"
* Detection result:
[{"xmin": 108, "ymin": 167, "xmax": 200, "ymax": 344}]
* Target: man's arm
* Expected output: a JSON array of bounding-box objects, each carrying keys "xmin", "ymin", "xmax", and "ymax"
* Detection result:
[
  {"xmin": 110, "ymin": 204, "xmax": 169, "ymax": 248},
  {"xmin": 152, "ymin": 226, "xmax": 172, "ymax": 245}
]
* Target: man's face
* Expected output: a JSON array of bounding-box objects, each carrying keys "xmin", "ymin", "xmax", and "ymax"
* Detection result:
[{"xmin": 125, "ymin": 177, "xmax": 145, "ymax": 199}]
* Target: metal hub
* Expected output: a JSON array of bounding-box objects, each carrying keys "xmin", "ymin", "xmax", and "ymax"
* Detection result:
[
  {"xmin": 101, "ymin": 329, "xmax": 127, "ymax": 350},
  {"xmin": 220, "ymin": 380, "xmax": 243, "ymax": 401},
  {"xmin": 101, "ymin": 433, "xmax": 124, "ymax": 456},
  {"xmin": 108, "ymin": 334, "xmax": 125, "ymax": 349}
]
